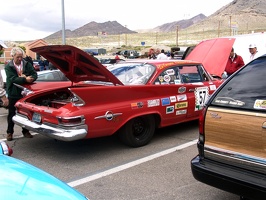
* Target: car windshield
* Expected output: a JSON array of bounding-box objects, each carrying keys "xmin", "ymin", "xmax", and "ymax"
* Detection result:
[{"xmin": 109, "ymin": 63, "xmax": 156, "ymax": 85}]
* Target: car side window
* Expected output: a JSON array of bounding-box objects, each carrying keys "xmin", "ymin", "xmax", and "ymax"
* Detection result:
[
  {"xmin": 179, "ymin": 65, "xmax": 203, "ymax": 83},
  {"xmin": 154, "ymin": 67, "xmax": 181, "ymax": 85},
  {"xmin": 211, "ymin": 57, "xmax": 266, "ymax": 111}
]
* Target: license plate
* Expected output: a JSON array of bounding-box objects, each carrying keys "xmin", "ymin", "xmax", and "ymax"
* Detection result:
[{"xmin": 32, "ymin": 112, "xmax": 41, "ymax": 123}]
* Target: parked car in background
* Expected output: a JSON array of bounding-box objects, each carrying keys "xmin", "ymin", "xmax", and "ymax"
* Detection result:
[
  {"xmin": 0, "ymin": 141, "xmax": 88, "ymax": 199},
  {"xmin": 0, "ymin": 69, "xmax": 70, "ymax": 107},
  {"xmin": 191, "ymin": 55, "xmax": 266, "ymax": 199},
  {"xmin": 12, "ymin": 45, "xmax": 225, "ymax": 147},
  {"xmin": 99, "ymin": 58, "xmax": 125, "ymax": 67}
]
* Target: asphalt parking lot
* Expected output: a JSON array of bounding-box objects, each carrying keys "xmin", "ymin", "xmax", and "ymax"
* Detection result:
[{"xmin": 0, "ymin": 105, "xmax": 240, "ymax": 200}]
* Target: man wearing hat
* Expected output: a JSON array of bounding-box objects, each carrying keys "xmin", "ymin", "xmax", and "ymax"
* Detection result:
[{"xmin": 249, "ymin": 44, "xmax": 259, "ymax": 61}]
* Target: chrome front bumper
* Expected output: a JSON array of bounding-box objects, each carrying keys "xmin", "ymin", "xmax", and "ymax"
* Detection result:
[{"xmin": 13, "ymin": 115, "xmax": 87, "ymax": 141}]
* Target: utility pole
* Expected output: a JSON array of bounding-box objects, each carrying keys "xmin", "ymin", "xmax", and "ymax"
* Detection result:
[
  {"xmin": 61, "ymin": 0, "xmax": 66, "ymax": 45},
  {"xmin": 218, "ymin": 20, "xmax": 221, "ymax": 37},
  {"xmin": 176, "ymin": 25, "xmax": 178, "ymax": 46},
  {"xmin": 125, "ymin": 25, "xmax": 127, "ymax": 46},
  {"xmin": 229, "ymin": 15, "xmax": 232, "ymax": 36}
]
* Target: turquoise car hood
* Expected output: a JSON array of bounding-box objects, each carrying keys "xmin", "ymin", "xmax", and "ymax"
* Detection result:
[{"xmin": 0, "ymin": 155, "xmax": 87, "ymax": 200}]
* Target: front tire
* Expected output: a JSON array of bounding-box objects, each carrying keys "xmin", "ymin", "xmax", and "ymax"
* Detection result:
[{"xmin": 118, "ymin": 115, "xmax": 155, "ymax": 147}]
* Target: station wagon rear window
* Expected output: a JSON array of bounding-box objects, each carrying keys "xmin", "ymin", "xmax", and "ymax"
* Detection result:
[{"xmin": 211, "ymin": 57, "xmax": 266, "ymax": 111}]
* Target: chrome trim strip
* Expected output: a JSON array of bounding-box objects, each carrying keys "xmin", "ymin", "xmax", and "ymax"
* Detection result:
[{"xmin": 204, "ymin": 145, "xmax": 266, "ymax": 174}]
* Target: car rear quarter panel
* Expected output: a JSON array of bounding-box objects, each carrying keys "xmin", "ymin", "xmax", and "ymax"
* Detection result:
[{"xmin": 70, "ymin": 84, "xmax": 202, "ymax": 138}]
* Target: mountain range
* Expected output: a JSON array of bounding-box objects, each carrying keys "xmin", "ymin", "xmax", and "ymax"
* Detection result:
[{"xmin": 45, "ymin": 0, "xmax": 266, "ymax": 40}]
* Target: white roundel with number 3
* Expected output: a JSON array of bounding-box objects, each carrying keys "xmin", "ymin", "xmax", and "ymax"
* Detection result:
[{"xmin": 194, "ymin": 87, "xmax": 210, "ymax": 111}]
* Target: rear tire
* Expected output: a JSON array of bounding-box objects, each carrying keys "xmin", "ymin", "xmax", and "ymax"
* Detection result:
[{"xmin": 118, "ymin": 115, "xmax": 155, "ymax": 147}]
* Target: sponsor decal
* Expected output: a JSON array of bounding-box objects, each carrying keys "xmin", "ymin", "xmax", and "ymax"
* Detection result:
[
  {"xmin": 170, "ymin": 96, "xmax": 177, "ymax": 102},
  {"xmin": 177, "ymin": 94, "xmax": 187, "ymax": 101},
  {"xmin": 158, "ymin": 76, "xmax": 164, "ymax": 83},
  {"xmin": 174, "ymin": 79, "xmax": 181, "ymax": 84},
  {"xmin": 176, "ymin": 109, "xmax": 187, "ymax": 115},
  {"xmin": 164, "ymin": 75, "xmax": 171, "ymax": 83},
  {"xmin": 191, "ymin": 82, "xmax": 203, "ymax": 85},
  {"xmin": 166, "ymin": 69, "xmax": 175, "ymax": 75},
  {"xmin": 166, "ymin": 106, "xmax": 175, "ymax": 114},
  {"xmin": 194, "ymin": 87, "xmax": 209, "ymax": 111},
  {"xmin": 147, "ymin": 99, "xmax": 160, "ymax": 107},
  {"xmin": 161, "ymin": 98, "xmax": 170, "ymax": 106},
  {"xmin": 175, "ymin": 102, "xmax": 188, "ymax": 109},
  {"xmin": 131, "ymin": 102, "xmax": 143, "ymax": 109},
  {"xmin": 178, "ymin": 86, "xmax": 186, "ymax": 93},
  {"xmin": 209, "ymin": 84, "xmax": 217, "ymax": 91},
  {"xmin": 254, "ymin": 99, "xmax": 266, "ymax": 110}
]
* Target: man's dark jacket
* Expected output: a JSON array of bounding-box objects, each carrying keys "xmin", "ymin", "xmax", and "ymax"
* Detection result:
[{"xmin": 5, "ymin": 60, "xmax": 37, "ymax": 99}]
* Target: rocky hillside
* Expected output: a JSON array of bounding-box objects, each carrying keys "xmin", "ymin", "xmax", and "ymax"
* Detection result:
[
  {"xmin": 151, "ymin": 14, "xmax": 207, "ymax": 32},
  {"xmin": 187, "ymin": 0, "xmax": 266, "ymax": 34},
  {"xmin": 45, "ymin": 21, "xmax": 137, "ymax": 40}
]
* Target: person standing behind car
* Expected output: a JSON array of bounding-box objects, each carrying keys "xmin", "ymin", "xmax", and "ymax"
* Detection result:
[
  {"xmin": 249, "ymin": 44, "xmax": 259, "ymax": 61},
  {"xmin": 157, "ymin": 49, "xmax": 168, "ymax": 60},
  {"xmin": 38, "ymin": 56, "xmax": 45, "ymax": 71},
  {"xmin": 224, "ymin": 48, "xmax": 245, "ymax": 78},
  {"xmin": 5, "ymin": 47, "xmax": 37, "ymax": 141}
]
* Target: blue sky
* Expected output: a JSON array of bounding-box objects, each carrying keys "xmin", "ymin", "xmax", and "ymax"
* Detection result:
[{"xmin": 1, "ymin": 0, "xmax": 233, "ymax": 41}]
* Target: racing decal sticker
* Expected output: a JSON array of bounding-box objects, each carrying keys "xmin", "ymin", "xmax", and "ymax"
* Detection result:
[
  {"xmin": 166, "ymin": 69, "xmax": 175, "ymax": 75},
  {"xmin": 177, "ymin": 94, "xmax": 187, "ymax": 101},
  {"xmin": 175, "ymin": 102, "xmax": 188, "ymax": 109},
  {"xmin": 170, "ymin": 96, "xmax": 177, "ymax": 103},
  {"xmin": 164, "ymin": 75, "xmax": 171, "ymax": 83},
  {"xmin": 166, "ymin": 106, "xmax": 175, "ymax": 114},
  {"xmin": 194, "ymin": 86, "xmax": 209, "ymax": 111},
  {"xmin": 209, "ymin": 84, "xmax": 217, "ymax": 91},
  {"xmin": 174, "ymin": 79, "xmax": 181, "ymax": 84},
  {"xmin": 131, "ymin": 102, "xmax": 144, "ymax": 109},
  {"xmin": 178, "ymin": 86, "xmax": 186, "ymax": 93},
  {"xmin": 176, "ymin": 109, "xmax": 187, "ymax": 115},
  {"xmin": 161, "ymin": 98, "xmax": 170, "ymax": 106},
  {"xmin": 147, "ymin": 99, "xmax": 160, "ymax": 107},
  {"xmin": 159, "ymin": 76, "xmax": 164, "ymax": 83},
  {"xmin": 254, "ymin": 100, "xmax": 266, "ymax": 110}
]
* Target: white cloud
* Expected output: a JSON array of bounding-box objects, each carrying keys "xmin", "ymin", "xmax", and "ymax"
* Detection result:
[{"xmin": 0, "ymin": 0, "xmax": 233, "ymax": 41}]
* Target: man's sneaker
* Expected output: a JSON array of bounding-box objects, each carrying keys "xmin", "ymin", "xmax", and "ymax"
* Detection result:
[
  {"xmin": 23, "ymin": 132, "xmax": 33, "ymax": 138},
  {"xmin": 6, "ymin": 133, "xmax": 13, "ymax": 141}
]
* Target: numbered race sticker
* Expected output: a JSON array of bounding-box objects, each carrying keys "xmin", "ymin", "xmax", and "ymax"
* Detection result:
[{"xmin": 194, "ymin": 87, "xmax": 209, "ymax": 111}]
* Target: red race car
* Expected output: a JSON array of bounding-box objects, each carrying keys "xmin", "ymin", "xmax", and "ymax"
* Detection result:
[{"xmin": 13, "ymin": 39, "xmax": 232, "ymax": 147}]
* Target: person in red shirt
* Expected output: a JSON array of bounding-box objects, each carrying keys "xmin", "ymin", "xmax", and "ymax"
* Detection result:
[{"xmin": 224, "ymin": 48, "xmax": 245, "ymax": 78}]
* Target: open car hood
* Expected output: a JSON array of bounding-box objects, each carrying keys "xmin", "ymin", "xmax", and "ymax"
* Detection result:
[
  {"xmin": 186, "ymin": 38, "xmax": 235, "ymax": 77},
  {"xmin": 31, "ymin": 45, "xmax": 123, "ymax": 85}
]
